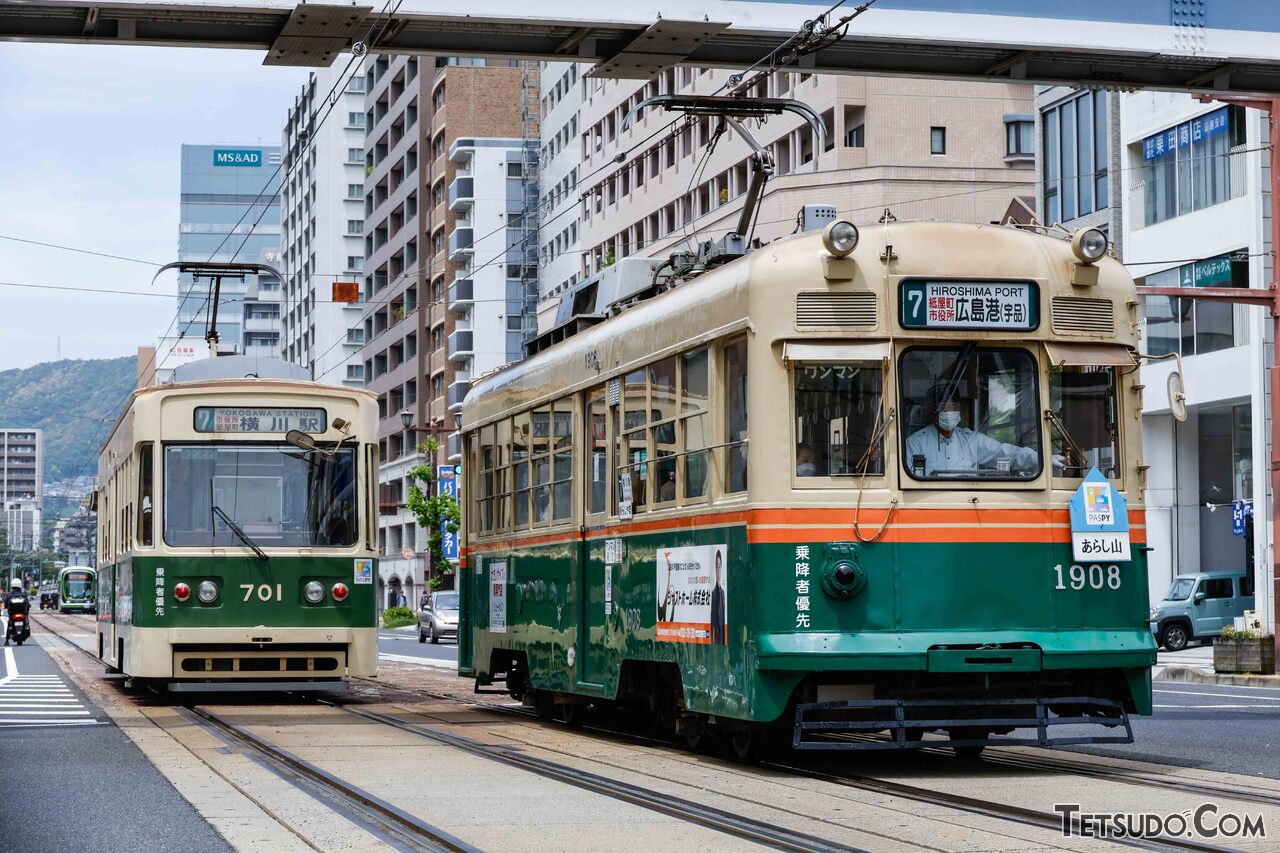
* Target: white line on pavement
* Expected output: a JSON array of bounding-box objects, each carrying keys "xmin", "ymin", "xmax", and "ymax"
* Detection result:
[
  {"xmin": 0, "ymin": 647, "xmax": 14, "ymax": 686},
  {"xmin": 378, "ymin": 652, "xmax": 456, "ymax": 668},
  {"xmin": 1154, "ymin": 688, "xmax": 1280, "ymax": 701},
  {"xmin": 1155, "ymin": 704, "xmax": 1280, "ymax": 709},
  {"xmin": 0, "ymin": 709, "xmax": 91, "ymax": 715}
]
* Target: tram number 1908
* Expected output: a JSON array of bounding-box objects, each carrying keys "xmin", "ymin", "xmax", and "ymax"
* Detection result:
[
  {"xmin": 241, "ymin": 583, "xmax": 285, "ymax": 602},
  {"xmin": 1053, "ymin": 564, "xmax": 1121, "ymax": 591}
]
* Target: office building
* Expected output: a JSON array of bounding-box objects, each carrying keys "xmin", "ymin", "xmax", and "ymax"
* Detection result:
[
  {"xmin": 537, "ymin": 61, "xmax": 587, "ymax": 319},
  {"xmin": 1118, "ymin": 92, "xmax": 1272, "ymax": 631},
  {"xmin": 576, "ymin": 71, "xmax": 1035, "ymax": 283},
  {"xmin": 281, "ymin": 64, "xmax": 369, "ymax": 385},
  {"xmin": 361, "ymin": 54, "xmax": 533, "ymax": 612},
  {"xmin": 164, "ymin": 143, "xmax": 284, "ymax": 380},
  {"xmin": 0, "ymin": 429, "xmax": 42, "ymax": 552}
]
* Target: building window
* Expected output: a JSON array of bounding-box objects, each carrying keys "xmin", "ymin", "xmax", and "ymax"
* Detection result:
[
  {"xmin": 347, "ymin": 147, "xmax": 363, "ymax": 163},
  {"xmin": 347, "ymin": 183, "xmax": 362, "ymax": 199},
  {"xmin": 347, "ymin": 220, "xmax": 363, "ymax": 234},
  {"xmin": 346, "ymin": 255, "xmax": 364, "ymax": 271},
  {"xmin": 1140, "ymin": 105, "xmax": 1245, "ymax": 227},
  {"xmin": 1042, "ymin": 91, "xmax": 1108, "ymax": 225},
  {"xmin": 929, "ymin": 127, "xmax": 946, "ymax": 155},
  {"xmin": 347, "ymin": 112, "xmax": 365, "ymax": 127},
  {"xmin": 1005, "ymin": 119, "xmax": 1034, "ymax": 157},
  {"xmin": 507, "ymin": 162, "xmax": 524, "ymax": 177},
  {"xmin": 845, "ymin": 123, "xmax": 865, "ymax": 148},
  {"xmin": 1141, "ymin": 252, "xmax": 1249, "ymax": 358}
]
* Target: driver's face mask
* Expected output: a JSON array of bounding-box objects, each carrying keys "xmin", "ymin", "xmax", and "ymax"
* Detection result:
[
  {"xmin": 936, "ymin": 410, "xmax": 961, "ymax": 431},
  {"xmin": 796, "ymin": 462, "xmax": 817, "ymax": 476}
]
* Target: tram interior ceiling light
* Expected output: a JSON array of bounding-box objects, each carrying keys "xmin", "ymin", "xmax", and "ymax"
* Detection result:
[{"xmin": 197, "ymin": 580, "xmax": 219, "ymax": 604}]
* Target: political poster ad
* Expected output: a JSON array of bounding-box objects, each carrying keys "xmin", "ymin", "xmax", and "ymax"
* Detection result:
[{"xmin": 655, "ymin": 544, "xmax": 727, "ymax": 645}]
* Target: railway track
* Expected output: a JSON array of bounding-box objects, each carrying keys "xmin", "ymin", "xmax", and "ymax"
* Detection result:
[{"xmin": 33, "ymin": 613, "xmax": 1273, "ymax": 853}]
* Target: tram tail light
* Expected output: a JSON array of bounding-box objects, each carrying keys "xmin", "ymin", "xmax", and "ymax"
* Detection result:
[
  {"xmin": 331, "ymin": 582, "xmax": 349, "ymax": 602},
  {"xmin": 174, "ymin": 582, "xmax": 191, "ymax": 602}
]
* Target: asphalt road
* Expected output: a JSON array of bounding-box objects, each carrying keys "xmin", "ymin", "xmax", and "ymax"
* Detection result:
[
  {"xmin": 377, "ymin": 628, "xmax": 458, "ymax": 667},
  {"xmin": 1066, "ymin": 680, "xmax": 1280, "ymax": 779},
  {"xmin": 0, "ymin": 633, "xmax": 231, "ymax": 852}
]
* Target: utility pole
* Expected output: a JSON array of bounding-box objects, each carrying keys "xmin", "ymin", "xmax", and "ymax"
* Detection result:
[{"xmin": 1135, "ymin": 95, "xmax": 1280, "ymax": 659}]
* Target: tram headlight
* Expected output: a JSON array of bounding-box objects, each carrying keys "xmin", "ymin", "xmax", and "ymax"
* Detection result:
[
  {"xmin": 303, "ymin": 581, "xmax": 326, "ymax": 604},
  {"xmin": 197, "ymin": 580, "xmax": 219, "ymax": 604},
  {"xmin": 822, "ymin": 220, "xmax": 859, "ymax": 256},
  {"xmin": 173, "ymin": 582, "xmax": 191, "ymax": 602},
  {"xmin": 331, "ymin": 582, "xmax": 349, "ymax": 602},
  {"xmin": 1071, "ymin": 227, "xmax": 1108, "ymax": 264}
]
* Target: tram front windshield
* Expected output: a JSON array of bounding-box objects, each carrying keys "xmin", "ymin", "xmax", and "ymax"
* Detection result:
[
  {"xmin": 164, "ymin": 444, "xmax": 358, "ymax": 548},
  {"xmin": 900, "ymin": 346, "xmax": 1042, "ymax": 480},
  {"xmin": 63, "ymin": 572, "xmax": 92, "ymax": 600}
]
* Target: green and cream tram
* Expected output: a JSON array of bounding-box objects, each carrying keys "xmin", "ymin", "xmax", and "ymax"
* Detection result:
[
  {"xmin": 95, "ymin": 356, "xmax": 379, "ymax": 691},
  {"xmin": 459, "ymin": 220, "xmax": 1155, "ymax": 755},
  {"xmin": 59, "ymin": 566, "xmax": 96, "ymax": 613}
]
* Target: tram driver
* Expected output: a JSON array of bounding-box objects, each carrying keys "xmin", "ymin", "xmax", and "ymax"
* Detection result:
[{"xmin": 906, "ymin": 388, "xmax": 1057, "ymax": 477}]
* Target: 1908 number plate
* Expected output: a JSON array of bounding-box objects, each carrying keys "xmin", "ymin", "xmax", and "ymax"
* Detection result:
[{"xmin": 1054, "ymin": 564, "xmax": 1121, "ymax": 590}]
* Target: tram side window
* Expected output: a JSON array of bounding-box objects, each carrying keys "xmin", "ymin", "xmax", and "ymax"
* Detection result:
[
  {"xmin": 137, "ymin": 443, "xmax": 154, "ymax": 546},
  {"xmin": 494, "ymin": 418, "xmax": 512, "ymax": 530},
  {"xmin": 587, "ymin": 389, "xmax": 608, "ymax": 515},
  {"xmin": 619, "ymin": 368, "xmax": 649, "ymax": 512},
  {"xmin": 794, "ymin": 363, "xmax": 884, "ymax": 477},
  {"xmin": 476, "ymin": 424, "xmax": 496, "ymax": 532},
  {"xmin": 552, "ymin": 399, "xmax": 573, "ymax": 521},
  {"xmin": 513, "ymin": 411, "xmax": 531, "ymax": 528},
  {"xmin": 681, "ymin": 348, "xmax": 710, "ymax": 500},
  {"xmin": 650, "ymin": 357, "xmax": 678, "ymax": 504},
  {"xmin": 1048, "ymin": 366, "xmax": 1119, "ymax": 479},
  {"xmin": 724, "ymin": 338, "xmax": 749, "ymax": 493}
]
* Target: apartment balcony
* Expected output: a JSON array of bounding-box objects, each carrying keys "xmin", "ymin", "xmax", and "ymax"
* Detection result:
[
  {"xmin": 447, "ymin": 378, "xmax": 470, "ymax": 411},
  {"xmin": 447, "ymin": 278, "xmax": 473, "ymax": 311},
  {"xmin": 446, "ymin": 431, "xmax": 462, "ymax": 463},
  {"xmin": 244, "ymin": 316, "xmax": 278, "ymax": 333},
  {"xmin": 447, "ymin": 227, "xmax": 473, "ymax": 261},
  {"xmin": 448, "ymin": 176, "xmax": 473, "ymax": 212},
  {"xmin": 447, "ymin": 330, "xmax": 473, "ymax": 363}
]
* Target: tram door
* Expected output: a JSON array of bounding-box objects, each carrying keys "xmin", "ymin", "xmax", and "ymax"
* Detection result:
[{"xmin": 578, "ymin": 390, "xmax": 610, "ymax": 687}]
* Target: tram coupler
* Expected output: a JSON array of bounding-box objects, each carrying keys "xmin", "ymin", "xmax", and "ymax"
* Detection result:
[{"xmin": 792, "ymin": 695, "xmax": 1133, "ymax": 750}]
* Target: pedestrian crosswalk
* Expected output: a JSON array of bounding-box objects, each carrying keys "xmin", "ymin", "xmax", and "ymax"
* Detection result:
[{"xmin": 0, "ymin": 650, "xmax": 100, "ymax": 728}]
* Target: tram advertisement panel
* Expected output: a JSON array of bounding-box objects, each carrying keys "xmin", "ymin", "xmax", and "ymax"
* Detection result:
[{"xmin": 656, "ymin": 545, "xmax": 727, "ymax": 645}]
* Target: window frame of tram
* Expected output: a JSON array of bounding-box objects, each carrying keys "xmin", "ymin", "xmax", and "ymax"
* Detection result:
[
  {"xmin": 137, "ymin": 441, "xmax": 154, "ymax": 546},
  {"xmin": 1047, "ymin": 364, "xmax": 1121, "ymax": 483},
  {"xmin": 791, "ymin": 361, "xmax": 886, "ymax": 482},
  {"xmin": 898, "ymin": 345, "xmax": 1044, "ymax": 483},
  {"xmin": 617, "ymin": 344, "xmax": 714, "ymax": 514}
]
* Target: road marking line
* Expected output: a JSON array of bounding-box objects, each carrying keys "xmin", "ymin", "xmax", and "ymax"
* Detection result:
[
  {"xmin": 0, "ymin": 703, "xmax": 86, "ymax": 708},
  {"xmin": 1155, "ymin": 688, "xmax": 1280, "ymax": 701},
  {"xmin": 0, "ymin": 720, "xmax": 102, "ymax": 728},
  {"xmin": 378, "ymin": 652, "xmax": 456, "ymax": 668},
  {"xmin": 0, "ymin": 647, "xmax": 14, "ymax": 685},
  {"xmin": 1155, "ymin": 704, "xmax": 1279, "ymax": 709},
  {"xmin": 0, "ymin": 709, "xmax": 91, "ymax": 715}
]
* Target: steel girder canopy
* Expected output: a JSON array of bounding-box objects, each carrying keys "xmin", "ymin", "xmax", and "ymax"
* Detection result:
[{"xmin": 3, "ymin": 1, "xmax": 1280, "ymax": 95}]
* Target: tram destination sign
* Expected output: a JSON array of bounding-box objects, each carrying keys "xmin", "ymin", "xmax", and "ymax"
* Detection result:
[
  {"xmin": 900, "ymin": 280, "xmax": 1038, "ymax": 331},
  {"xmin": 194, "ymin": 407, "xmax": 326, "ymax": 434}
]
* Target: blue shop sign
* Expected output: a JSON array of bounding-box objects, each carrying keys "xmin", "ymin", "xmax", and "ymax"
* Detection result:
[
  {"xmin": 1232, "ymin": 500, "xmax": 1253, "ymax": 536},
  {"xmin": 1068, "ymin": 468, "xmax": 1131, "ymax": 561},
  {"xmin": 213, "ymin": 149, "xmax": 263, "ymax": 167},
  {"xmin": 1142, "ymin": 107, "xmax": 1228, "ymax": 161},
  {"xmin": 438, "ymin": 465, "xmax": 459, "ymax": 561}
]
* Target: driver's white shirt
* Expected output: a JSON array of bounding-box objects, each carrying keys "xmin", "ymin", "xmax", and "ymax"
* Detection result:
[{"xmin": 904, "ymin": 424, "xmax": 1038, "ymax": 476}]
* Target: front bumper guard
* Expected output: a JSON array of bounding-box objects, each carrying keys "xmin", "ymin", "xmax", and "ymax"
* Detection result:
[{"xmin": 793, "ymin": 696, "xmax": 1133, "ymax": 750}]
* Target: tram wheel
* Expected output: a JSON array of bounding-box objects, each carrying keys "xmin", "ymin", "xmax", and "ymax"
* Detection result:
[
  {"xmin": 556, "ymin": 700, "xmax": 585, "ymax": 728},
  {"xmin": 948, "ymin": 728, "xmax": 989, "ymax": 759},
  {"xmin": 728, "ymin": 728, "xmax": 762, "ymax": 762},
  {"xmin": 532, "ymin": 690, "xmax": 555, "ymax": 720}
]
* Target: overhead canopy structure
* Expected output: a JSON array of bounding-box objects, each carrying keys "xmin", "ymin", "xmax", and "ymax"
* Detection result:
[{"xmin": 3, "ymin": 0, "xmax": 1280, "ymax": 94}]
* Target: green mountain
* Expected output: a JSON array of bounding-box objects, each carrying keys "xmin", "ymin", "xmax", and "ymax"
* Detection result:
[{"xmin": 0, "ymin": 356, "xmax": 137, "ymax": 485}]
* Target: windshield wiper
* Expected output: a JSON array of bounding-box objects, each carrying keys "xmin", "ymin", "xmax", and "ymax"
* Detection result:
[{"xmin": 211, "ymin": 505, "xmax": 269, "ymax": 561}]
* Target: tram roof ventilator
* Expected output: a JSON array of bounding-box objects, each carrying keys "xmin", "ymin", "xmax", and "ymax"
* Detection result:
[{"xmin": 526, "ymin": 95, "xmax": 830, "ymax": 358}]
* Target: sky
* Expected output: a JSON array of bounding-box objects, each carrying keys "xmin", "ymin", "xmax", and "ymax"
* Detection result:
[{"xmin": 0, "ymin": 43, "xmax": 310, "ymax": 371}]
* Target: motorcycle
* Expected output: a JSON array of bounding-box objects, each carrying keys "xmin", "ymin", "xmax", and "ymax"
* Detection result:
[{"xmin": 6, "ymin": 611, "xmax": 29, "ymax": 646}]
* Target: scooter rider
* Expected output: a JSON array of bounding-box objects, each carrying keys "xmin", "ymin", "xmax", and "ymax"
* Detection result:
[{"xmin": 4, "ymin": 578, "xmax": 30, "ymax": 646}]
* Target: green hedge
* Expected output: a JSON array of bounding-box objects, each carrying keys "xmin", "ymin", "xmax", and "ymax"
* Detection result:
[{"xmin": 382, "ymin": 606, "xmax": 416, "ymax": 629}]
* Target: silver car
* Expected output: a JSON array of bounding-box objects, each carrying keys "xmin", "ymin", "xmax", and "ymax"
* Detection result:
[{"xmin": 418, "ymin": 591, "xmax": 459, "ymax": 644}]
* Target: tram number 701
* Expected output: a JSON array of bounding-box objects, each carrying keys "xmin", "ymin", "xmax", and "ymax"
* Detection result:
[
  {"xmin": 241, "ymin": 583, "xmax": 285, "ymax": 602},
  {"xmin": 1053, "ymin": 564, "xmax": 1121, "ymax": 591}
]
